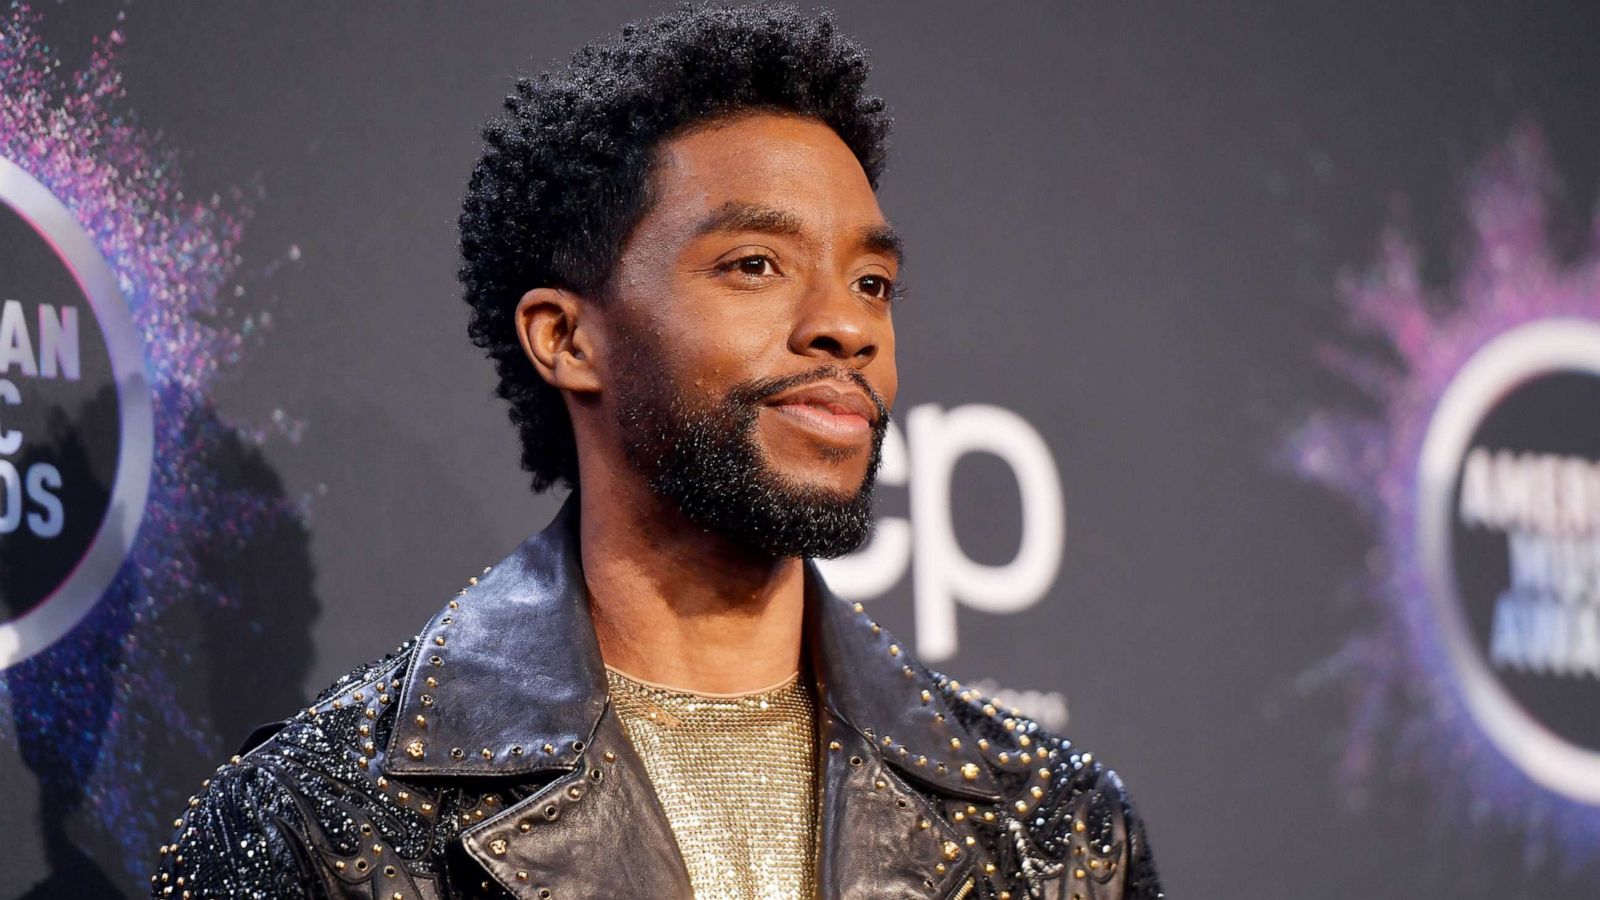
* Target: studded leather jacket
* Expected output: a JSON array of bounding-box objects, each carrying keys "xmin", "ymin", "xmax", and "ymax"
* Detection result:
[{"xmin": 151, "ymin": 498, "xmax": 1163, "ymax": 900}]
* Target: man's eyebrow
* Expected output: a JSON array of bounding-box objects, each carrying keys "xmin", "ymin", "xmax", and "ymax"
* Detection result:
[
  {"xmin": 858, "ymin": 223, "xmax": 904, "ymax": 266},
  {"xmin": 691, "ymin": 201, "xmax": 903, "ymax": 265},
  {"xmin": 692, "ymin": 201, "xmax": 805, "ymax": 238}
]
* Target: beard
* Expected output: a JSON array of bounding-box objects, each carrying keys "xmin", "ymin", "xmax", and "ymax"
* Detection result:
[{"xmin": 610, "ymin": 334, "xmax": 888, "ymax": 560}]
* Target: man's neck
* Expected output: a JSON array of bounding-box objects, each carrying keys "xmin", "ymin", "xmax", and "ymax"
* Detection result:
[{"xmin": 577, "ymin": 478, "xmax": 807, "ymax": 695}]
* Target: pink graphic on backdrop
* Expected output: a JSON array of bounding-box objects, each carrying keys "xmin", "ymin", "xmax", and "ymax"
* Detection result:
[
  {"xmin": 0, "ymin": 2, "xmax": 304, "ymax": 883},
  {"xmin": 1282, "ymin": 124, "xmax": 1600, "ymax": 871}
]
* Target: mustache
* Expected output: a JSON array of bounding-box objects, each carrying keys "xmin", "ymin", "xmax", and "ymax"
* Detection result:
[{"xmin": 733, "ymin": 365, "xmax": 891, "ymax": 425}]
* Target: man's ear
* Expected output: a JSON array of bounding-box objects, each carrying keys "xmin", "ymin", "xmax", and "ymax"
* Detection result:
[{"xmin": 514, "ymin": 287, "xmax": 602, "ymax": 394}]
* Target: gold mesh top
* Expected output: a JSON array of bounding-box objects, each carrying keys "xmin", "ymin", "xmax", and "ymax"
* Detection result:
[{"xmin": 606, "ymin": 666, "xmax": 818, "ymax": 900}]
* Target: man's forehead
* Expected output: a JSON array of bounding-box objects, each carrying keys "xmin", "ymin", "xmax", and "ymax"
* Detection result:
[{"xmin": 648, "ymin": 114, "xmax": 886, "ymax": 228}]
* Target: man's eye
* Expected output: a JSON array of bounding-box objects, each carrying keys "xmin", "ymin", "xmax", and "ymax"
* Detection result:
[
  {"xmin": 856, "ymin": 274, "xmax": 894, "ymax": 300},
  {"xmin": 730, "ymin": 255, "xmax": 777, "ymax": 276}
]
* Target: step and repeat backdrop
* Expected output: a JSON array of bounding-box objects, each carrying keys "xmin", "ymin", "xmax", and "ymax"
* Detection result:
[{"xmin": 4, "ymin": 2, "xmax": 1600, "ymax": 897}]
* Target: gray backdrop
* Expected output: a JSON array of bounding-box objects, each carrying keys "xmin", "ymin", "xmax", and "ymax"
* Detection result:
[{"xmin": 4, "ymin": 2, "xmax": 1600, "ymax": 897}]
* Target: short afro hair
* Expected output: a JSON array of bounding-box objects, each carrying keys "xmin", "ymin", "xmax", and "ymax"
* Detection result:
[{"xmin": 458, "ymin": 3, "xmax": 893, "ymax": 493}]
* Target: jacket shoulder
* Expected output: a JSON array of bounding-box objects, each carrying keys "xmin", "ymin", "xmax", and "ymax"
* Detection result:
[
  {"xmin": 152, "ymin": 641, "xmax": 447, "ymax": 899},
  {"xmin": 932, "ymin": 673, "xmax": 1165, "ymax": 900},
  {"xmin": 151, "ymin": 754, "xmax": 317, "ymax": 899}
]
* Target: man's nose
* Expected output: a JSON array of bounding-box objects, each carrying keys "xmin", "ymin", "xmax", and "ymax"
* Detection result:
[{"xmin": 789, "ymin": 281, "xmax": 881, "ymax": 367}]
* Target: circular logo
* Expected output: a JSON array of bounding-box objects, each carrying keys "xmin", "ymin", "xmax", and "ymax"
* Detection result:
[
  {"xmin": 0, "ymin": 157, "xmax": 153, "ymax": 669},
  {"xmin": 1420, "ymin": 318, "xmax": 1600, "ymax": 804}
]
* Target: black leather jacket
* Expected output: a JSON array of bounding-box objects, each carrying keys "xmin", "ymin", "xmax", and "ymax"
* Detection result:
[{"xmin": 151, "ymin": 498, "xmax": 1163, "ymax": 899}]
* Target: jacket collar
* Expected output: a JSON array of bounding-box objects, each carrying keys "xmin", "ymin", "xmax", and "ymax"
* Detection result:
[{"xmin": 383, "ymin": 493, "xmax": 1000, "ymax": 801}]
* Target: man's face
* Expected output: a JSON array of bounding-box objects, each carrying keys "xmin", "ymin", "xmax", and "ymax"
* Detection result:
[{"xmin": 598, "ymin": 112, "xmax": 900, "ymax": 558}]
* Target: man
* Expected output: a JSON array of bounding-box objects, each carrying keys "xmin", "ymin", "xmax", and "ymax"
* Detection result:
[{"xmin": 152, "ymin": 6, "xmax": 1162, "ymax": 899}]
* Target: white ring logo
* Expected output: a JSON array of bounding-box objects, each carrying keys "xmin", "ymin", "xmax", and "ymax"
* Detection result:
[
  {"xmin": 0, "ymin": 157, "xmax": 153, "ymax": 668},
  {"xmin": 1418, "ymin": 317, "xmax": 1600, "ymax": 805}
]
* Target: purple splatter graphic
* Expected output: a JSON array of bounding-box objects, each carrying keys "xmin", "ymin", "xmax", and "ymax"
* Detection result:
[
  {"xmin": 1283, "ymin": 124, "xmax": 1600, "ymax": 874},
  {"xmin": 0, "ymin": 2, "xmax": 302, "ymax": 888}
]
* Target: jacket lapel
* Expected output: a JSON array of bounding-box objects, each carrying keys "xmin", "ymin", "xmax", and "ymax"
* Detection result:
[
  {"xmin": 383, "ymin": 496, "xmax": 607, "ymax": 779},
  {"xmin": 805, "ymin": 564, "xmax": 996, "ymax": 899},
  {"xmin": 462, "ymin": 708, "xmax": 693, "ymax": 900},
  {"xmin": 381, "ymin": 494, "xmax": 690, "ymax": 899},
  {"xmin": 806, "ymin": 564, "xmax": 1002, "ymax": 802},
  {"xmin": 814, "ymin": 706, "xmax": 976, "ymax": 899}
]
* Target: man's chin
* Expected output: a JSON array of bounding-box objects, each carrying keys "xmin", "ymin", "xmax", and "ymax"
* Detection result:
[
  {"xmin": 614, "ymin": 372, "xmax": 885, "ymax": 558},
  {"xmin": 753, "ymin": 434, "xmax": 875, "ymax": 492},
  {"xmin": 763, "ymin": 468, "xmax": 874, "ymax": 506},
  {"xmin": 664, "ymin": 471, "xmax": 876, "ymax": 560}
]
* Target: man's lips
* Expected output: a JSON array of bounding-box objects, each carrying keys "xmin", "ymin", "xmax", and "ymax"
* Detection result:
[{"xmin": 763, "ymin": 382, "xmax": 880, "ymax": 439}]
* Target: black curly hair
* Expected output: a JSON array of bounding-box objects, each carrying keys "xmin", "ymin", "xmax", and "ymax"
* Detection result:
[{"xmin": 458, "ymin": 3, "xmax": 893, "ymax": 493}]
